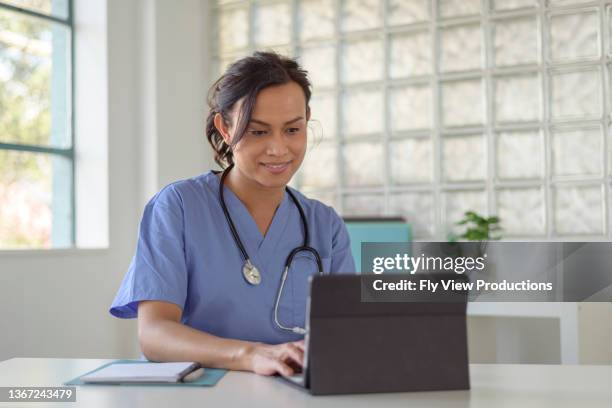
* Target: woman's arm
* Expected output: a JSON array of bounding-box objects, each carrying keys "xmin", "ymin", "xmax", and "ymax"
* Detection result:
[{"xmin": 137, "ymin": 300, "xmax": 304, "ymax": 376}]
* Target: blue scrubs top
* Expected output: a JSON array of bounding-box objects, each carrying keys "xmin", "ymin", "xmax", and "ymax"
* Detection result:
[{"xmin": 109, "ymin": 170, "xmax": 356, "ymax": 344}]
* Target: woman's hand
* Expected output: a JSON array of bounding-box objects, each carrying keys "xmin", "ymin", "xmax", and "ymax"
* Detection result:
[{"xmin": 245, "ymin": 340, "xmax": 305, "ymax": 376}]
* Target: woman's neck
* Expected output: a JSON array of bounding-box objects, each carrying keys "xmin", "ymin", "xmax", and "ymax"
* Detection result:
[{"xmin": 223, "ymin": 166, "xmax": 285, "ymax": 215}]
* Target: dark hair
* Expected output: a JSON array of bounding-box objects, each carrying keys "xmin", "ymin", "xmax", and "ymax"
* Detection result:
[{"xmin": 206, "ymin": 51, "xmax": 312, "ymax": 168}]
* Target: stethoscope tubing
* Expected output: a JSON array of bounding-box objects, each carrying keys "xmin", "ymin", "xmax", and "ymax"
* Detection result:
[{"xmin": 217, "ymin": 164, "xmax": 323, "ymax": 334}]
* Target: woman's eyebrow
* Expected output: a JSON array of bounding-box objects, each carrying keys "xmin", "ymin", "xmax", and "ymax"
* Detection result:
[{"xmin": 249, "ymin": 116, "xmax": 304, "ymax": 126}]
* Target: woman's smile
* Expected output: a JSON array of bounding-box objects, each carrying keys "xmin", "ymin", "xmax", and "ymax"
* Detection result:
[{"xmin": 261, "ymin": 160, "xmax": 292, "ymax": 174}]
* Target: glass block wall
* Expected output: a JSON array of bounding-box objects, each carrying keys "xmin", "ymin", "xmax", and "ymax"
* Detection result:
[{"xmin": 211, "ymin": 0, "xmax": 612, "ymax": 240}]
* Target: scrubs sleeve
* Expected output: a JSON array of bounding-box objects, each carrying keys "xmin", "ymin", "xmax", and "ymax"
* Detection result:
[
  {"xmin": 329, "ymin": 207, "xmax": 357, "ymax": 273},
  {"xmin": 109, "ymin": 185, "xmax": 188, "ymax": 318}
]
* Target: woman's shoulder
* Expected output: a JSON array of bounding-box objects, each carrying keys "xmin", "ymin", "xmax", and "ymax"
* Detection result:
[
  {"xmin": 287, "ymin": 187, "xmax": 342, "ymax": 223},
  {"xmin": 146, "ymin": 171, "xmax": 218, "ymax": 209},
  {"xmin": 288, "ymin": 189, "xmax": 351, "ymax": 253}
]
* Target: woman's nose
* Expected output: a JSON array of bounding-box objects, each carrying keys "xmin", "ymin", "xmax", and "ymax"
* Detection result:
[{"xmin": 266, "ymin": 131, "xmax": 289, "ymax": 156}]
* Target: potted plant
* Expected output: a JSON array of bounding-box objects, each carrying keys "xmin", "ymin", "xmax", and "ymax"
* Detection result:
[
  {"xmin": 447, "ymin": 211, "xmax": 503, "ymax": 284},
  {"xmin": 449, "ymin": 210, "xmax": 502, "ymax": 249}
]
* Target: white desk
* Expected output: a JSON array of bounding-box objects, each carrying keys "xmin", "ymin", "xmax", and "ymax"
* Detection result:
[
  {"xmin": 0, "ymin": 358, "xmax": 611, "ymax": 407},
  {"xmin": 468, "ymin": 302, "xmax": 580, "ymax": 364}
]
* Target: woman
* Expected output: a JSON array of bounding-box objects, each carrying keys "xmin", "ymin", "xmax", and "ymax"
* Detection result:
[{"xmin": 109, "ymin": 51, "xmax": 356, "ymax": 377}]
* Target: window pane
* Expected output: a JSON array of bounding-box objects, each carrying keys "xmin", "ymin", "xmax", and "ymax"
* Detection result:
[
  {"xmin": 341, "ymin": 0, "xmax": 381, "ymax": 32},
  {"xmin": 441, "ymin": 79, "xmax": 484, "ymax": 127},
  {"xmin": 549, "ymin": 10, "xmax": 600, "ymax": 63},
  {"xmin": 341, "ymin": 36, "xmax": 383, "ymax": 84},
  {"xmin": 342, "ymin": 87, "xmax": 383, "ymax": 136},
  {"xmin": 388, "ymin": 192, "xmax": 434, "ymax": 237},
  {"xmin": 217, "ymin": 4, "xmax": 249, "ymax": 53},
  {"xmin": 342, "ymin": 140, "xmax": 384, "ymax": 187},
  {"xmin": 389, "ymin": 84, "xmax": 431, "ymax": 131},
  {"xmin": 442, "ymin": 135, "xmax": 486, "ymax": 182},
  {"xmin": 389, "ymin": 137, "xmax": 433, "ymax": 183},
  {"xmin": 389, "ymin": 30, "xmax": 431, "ymax": 78},
  {"xmin": 299, "ymin": 0, "xmax": 335, "ymax": 42},
  {"xmin": 440, "ymin": 23, "xmax": 482, "ymax": 72},
  {"xmin": 300, "ymin": 142, "xmax": 337, "ymax": 189},
  {"xmin": 443, "ymin": 190, "xmax": 487, "ymax": 234},
  {"xmin": 438, "ymin": 0, "xmax": 480, "ymax": 18},
  {"xmin": 254, "ymin": 1, "xmax": 291, "ymax": 47},
  {"xmin": 493, "ymin": 17, "xmax": 538, "ymax": 67},
  {"xmin": 1, "ymin": 0, "xmax": 69, "ymax": 20},
  {"xmin": 552, "ymin": 127, "xmax": 602, "ymax": 177},
  {"xmin": 299, "ymin": 44, "xmax": 335, "ymax": 89},
  {"xmin": 0, "ymin": 150, "xmax": 71, "ymax": 248},
  {"xmin": 496, "ymin": 188, "xmax": 545, "ymax": 236},
  {"xmin": 0, "ymin": 8, "xmax": 71, "ymax": 147},
  {"xmin": 550, "ymin": 68, "xmax": 602, "ymax": 121},
  {"xmin": 343, "ymin": 193, "xmax": 384, "ymax": 216},
  {"xmin": 554, "ymin": 185, "xmax": 603, "ymax": 235},
  {"xmin": 494, "ymin": 74, "xmax": 540, "ymax": 123},
  {"xmin": 309, "ymin": 92, "xmax": 336, "ymax": 141},
  {"xmin": 496, "ymin": 131, "xmax": 543, "ymax": 180},
  {"xmin": 387, "ymin": 0, "xmax": 429, "ymax": 25}
]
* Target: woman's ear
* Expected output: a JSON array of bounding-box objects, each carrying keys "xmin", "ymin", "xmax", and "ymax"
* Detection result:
[
  {"xmin": 306, "ymin": 107, "xmax": 311, "ymax": 122},
  {"xmin": 213, "ymin": 113, "xmax": 231, "ymax": 145}
]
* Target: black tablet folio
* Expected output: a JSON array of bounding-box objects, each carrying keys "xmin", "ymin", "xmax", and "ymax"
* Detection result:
[{"xmin": 281, "ymin": 273, "xmax": 470, "ymax": 395}]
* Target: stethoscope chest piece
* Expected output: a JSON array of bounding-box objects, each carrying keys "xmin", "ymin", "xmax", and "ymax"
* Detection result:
[{"xmin": 242, "ymin": 260, "xmax": 261, "ymax": 285}]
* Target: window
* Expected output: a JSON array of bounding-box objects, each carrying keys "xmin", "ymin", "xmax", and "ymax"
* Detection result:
[
  {"xmin": 212, "ymin": 0, "xmax": 611, "ymax": 240},
  {"xmin": 0, "ymin": 0, "xmax": 73, "ymax": 249}
]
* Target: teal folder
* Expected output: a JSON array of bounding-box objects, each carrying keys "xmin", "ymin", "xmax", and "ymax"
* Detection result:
[{"xmin": 64, "ymin": 359, "xmax": 227, "ymax": 387}]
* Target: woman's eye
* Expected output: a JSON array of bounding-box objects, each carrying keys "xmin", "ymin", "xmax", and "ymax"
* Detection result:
[
  {"xmin": 249, "ymin": 130, "xmax": 267, "ymax": 136},
  {"xmin": 286, "ymin": 127, "xmax": 300, "ymax": 134}
]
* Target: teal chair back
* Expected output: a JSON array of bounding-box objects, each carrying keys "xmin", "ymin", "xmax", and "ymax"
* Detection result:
[{"xmin": 343, "ymin": 217, "xmax": 412, "ymax": 273}]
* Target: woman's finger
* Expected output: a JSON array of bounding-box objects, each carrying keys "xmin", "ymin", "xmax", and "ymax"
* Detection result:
[
  {"xmin": 282, "ymin": 344, "xmax": 304, "ymax": 367},
  {"xmin": 273, "ymin": 359, "xmax": 294, "ymax": 377},
  {"xmin": 293, "ymin": 340, "xmax": 305, "ymax": 351}
]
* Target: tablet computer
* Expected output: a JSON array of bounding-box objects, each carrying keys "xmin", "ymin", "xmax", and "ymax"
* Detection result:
[{"xmin": 280, "ymin": 273, "xmax": 470, "ymax": 395}]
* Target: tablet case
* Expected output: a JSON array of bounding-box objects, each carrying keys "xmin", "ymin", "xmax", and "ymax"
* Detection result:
[{"xmin": 306, "ymin": 274, "xmax": 470, "ymax": 395}]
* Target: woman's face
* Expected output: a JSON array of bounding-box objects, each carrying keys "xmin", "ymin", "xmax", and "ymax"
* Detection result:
[{"xmin": 216, "ymin": 81, "xmax": 310, "ymax": 190}]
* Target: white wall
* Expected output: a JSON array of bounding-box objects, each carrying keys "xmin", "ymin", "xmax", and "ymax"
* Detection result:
[
  {"xmin": 0, "ymin": 0, "xmax": 213, "ymax": 361},
  {"xmin": 140, "ymin": 0, "xmax": 214, "ymax": 201}
]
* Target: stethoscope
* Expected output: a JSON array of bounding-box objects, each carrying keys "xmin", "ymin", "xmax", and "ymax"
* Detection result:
[{"xmin": 216, "ymin": 164, "xmax": 323, "ymax": 335}]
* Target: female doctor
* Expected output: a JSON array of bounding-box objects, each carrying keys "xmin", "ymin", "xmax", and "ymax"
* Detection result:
[{"xmin": 109, "ymin": 51, "xmax": 356, "ymax": 377}]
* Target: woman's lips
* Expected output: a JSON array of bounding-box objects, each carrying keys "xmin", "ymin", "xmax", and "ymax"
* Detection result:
[{"xmin": 261, "ymin": 161, "xmax": 291, "ymax": 174}]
